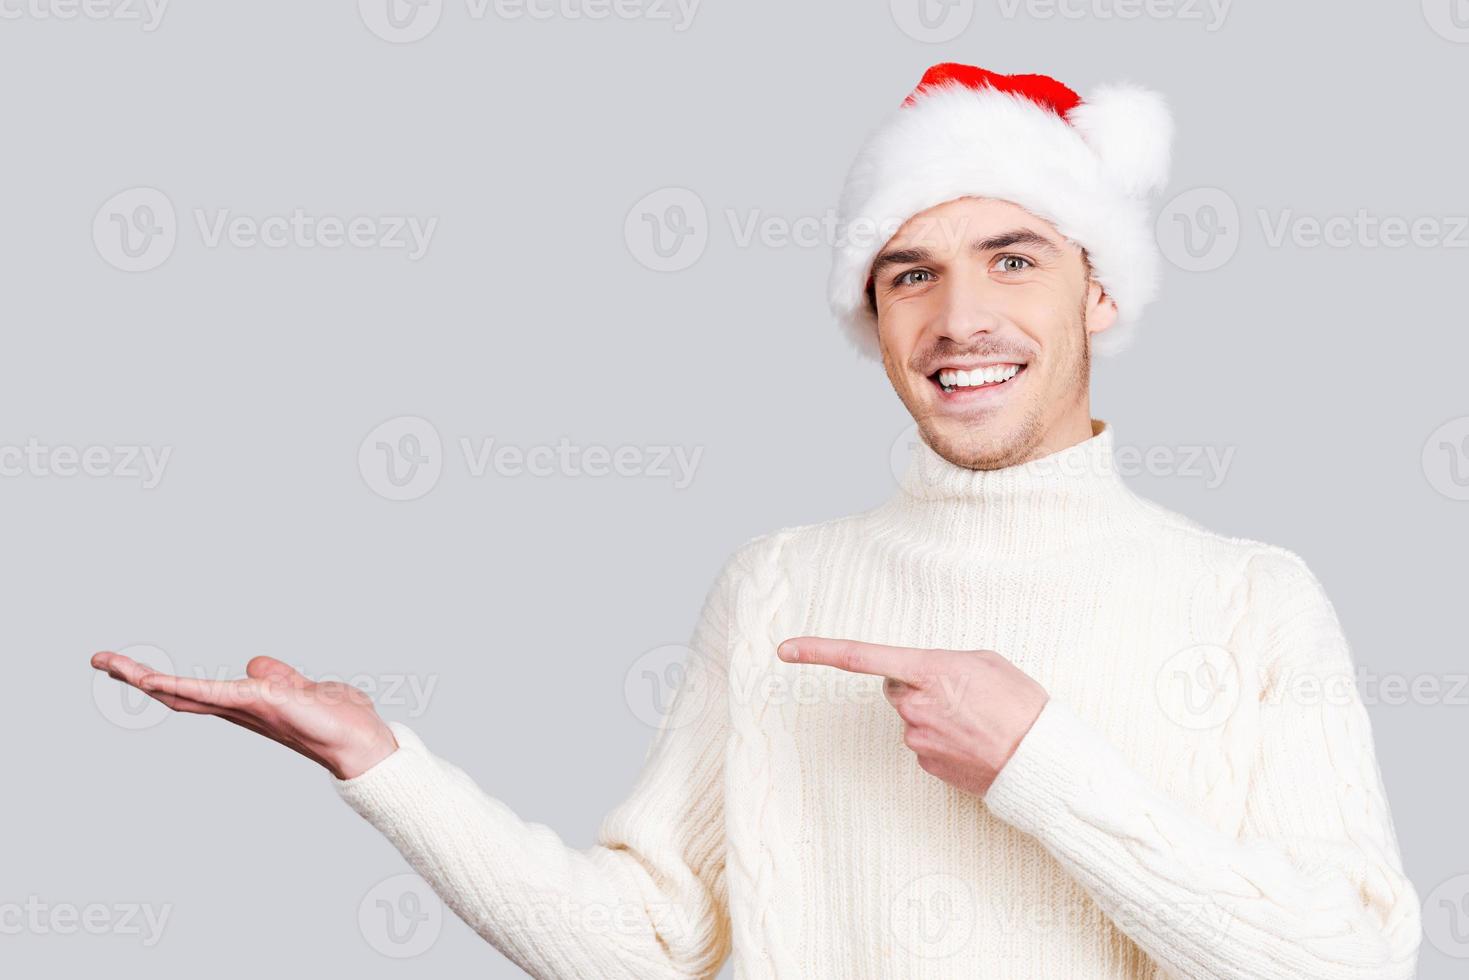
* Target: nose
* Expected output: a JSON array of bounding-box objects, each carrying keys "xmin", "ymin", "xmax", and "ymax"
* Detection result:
[{"xmin": 932, "ymin": 275, "xmax": 1005, "ymax": 347}]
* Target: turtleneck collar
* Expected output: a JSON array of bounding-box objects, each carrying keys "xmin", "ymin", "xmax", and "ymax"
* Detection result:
[{"xmin": 875, "ymin": 417, "xmax": 1154, "ymax": 557}]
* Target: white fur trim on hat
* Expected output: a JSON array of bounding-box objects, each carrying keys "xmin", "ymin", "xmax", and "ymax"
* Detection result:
[{"xmin": 827, "ymin": 77, "xmax": 1172, "ymax": 359}]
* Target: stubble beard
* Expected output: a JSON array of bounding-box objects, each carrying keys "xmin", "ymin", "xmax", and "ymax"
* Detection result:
[{"xmin": 882, "ymin": 289, "xmax": 1092, "ymax": 472}]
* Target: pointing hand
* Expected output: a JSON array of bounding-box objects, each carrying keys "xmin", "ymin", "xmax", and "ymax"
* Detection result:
[{"xmin": 776, "ymin": 637, "xmax": 1048, "ymax": 798}]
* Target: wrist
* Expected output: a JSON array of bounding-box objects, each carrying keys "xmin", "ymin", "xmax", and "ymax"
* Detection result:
[
  {"xmin": 995, "ymin": 692, "xmax": 1049, "ymax": 777},
  {"xmin": 329, "ymin": 724, "xmax": 400, "ymax": 780}
]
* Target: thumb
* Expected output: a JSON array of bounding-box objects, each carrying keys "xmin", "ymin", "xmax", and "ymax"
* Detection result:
[{"xmin": 246, "ymin": 655, "xmax": 305, "ymax": 684}]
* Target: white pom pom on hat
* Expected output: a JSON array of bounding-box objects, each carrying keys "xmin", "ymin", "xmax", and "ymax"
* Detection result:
[
  {"xmin": 1068, "ymin": 81, "xmax": 1174, "ymax": 196},
  {"xmin": 827, "ymin": 63, "xmax": 1174, "ymax": 359}
]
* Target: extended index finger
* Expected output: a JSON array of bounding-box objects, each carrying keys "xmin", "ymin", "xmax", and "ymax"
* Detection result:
[{"xmin": 776, "ymin": 637, "xmax": 927, "ymax": 683}]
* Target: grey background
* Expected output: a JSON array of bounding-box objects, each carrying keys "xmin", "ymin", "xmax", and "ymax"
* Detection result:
[{"xmin": 3, "ymin": 1, "xmax": 1465, "ymax": 976}]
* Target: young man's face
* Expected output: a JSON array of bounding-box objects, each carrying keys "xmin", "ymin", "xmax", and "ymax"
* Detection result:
[{"xmin": 871, "ymin": 195, "xmax": 1118, "ymax": 469}]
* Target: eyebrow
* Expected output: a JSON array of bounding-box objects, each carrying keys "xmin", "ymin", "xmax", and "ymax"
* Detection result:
[{"xmin": 869, "ymin": 228, "xmax": 1063, "ymax": 282}]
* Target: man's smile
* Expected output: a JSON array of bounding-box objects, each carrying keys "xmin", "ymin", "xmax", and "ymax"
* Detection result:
[{"xmin": 925, "ymin": 361, "xmax": 1028, "ymax": 405}]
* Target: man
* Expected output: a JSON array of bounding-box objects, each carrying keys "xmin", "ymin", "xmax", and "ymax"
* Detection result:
[{"xmin": 91, "ymin": 63, "xmax": 1422, "ymax": 978}]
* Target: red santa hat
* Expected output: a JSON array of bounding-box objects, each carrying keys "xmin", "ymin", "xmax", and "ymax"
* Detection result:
[{"xmin": 828, "ymin": 63, "xmax": 1173, "ymax": 358}]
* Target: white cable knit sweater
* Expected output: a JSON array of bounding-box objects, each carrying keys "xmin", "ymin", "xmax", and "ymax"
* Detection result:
[{"xmin": 332, "ymin": 417, "xmax": 1422, "ymax": 979}]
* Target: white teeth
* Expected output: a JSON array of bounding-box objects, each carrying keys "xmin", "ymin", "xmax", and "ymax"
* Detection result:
[{"xmin": 937, "ymin": 364, "xmax": 1022, "ymax": 389}]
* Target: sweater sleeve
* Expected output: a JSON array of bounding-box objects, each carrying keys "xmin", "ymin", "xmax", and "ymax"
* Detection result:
[
  {"xmin": 328, "ymin": 550, "xmax": 748, "ymax": 980},
  {"xmin": 981, "ymin": 547, "xmax": 1422, "ymax": 980}
]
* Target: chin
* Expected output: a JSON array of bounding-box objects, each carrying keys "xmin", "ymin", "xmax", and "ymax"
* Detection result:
[{"xmin": 913, "ymin": 391, "xmax": 1042, "ymax": 470}]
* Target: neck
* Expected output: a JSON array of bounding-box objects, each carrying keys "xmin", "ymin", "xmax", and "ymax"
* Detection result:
[{"xmin": 874, "ymin": 417, "xmax": 1150, "ymax": 557}]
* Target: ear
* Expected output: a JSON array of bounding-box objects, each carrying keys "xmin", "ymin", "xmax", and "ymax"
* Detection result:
[{"xmin": 1083, "ymin": 276, "xmax": 1119, "ymax": 340}]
